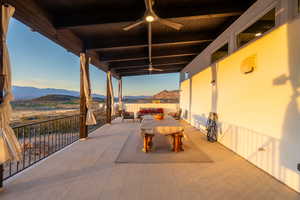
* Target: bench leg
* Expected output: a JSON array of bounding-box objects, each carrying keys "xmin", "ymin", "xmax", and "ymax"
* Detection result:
[
  {"xmin": 147, "ymin": 135, "xmax": 153, "ymax": 152},
  {"xmin": 143, "ymin": 135, "xmax": 148, "ymax": 152},
  {"xmin": 178, "ymin": 135, "xmax": 184, "ymax": 151},
  {"xmin": 171, "ymin": 135, "xmax": 176, "ymax": 151},
  {"xmin": 143, "ymin": 134, "xmax": 154, "ymax": 153},
  {"xmin": 173, "ymin": 134, "xmax": 184, "ymax": 152}
]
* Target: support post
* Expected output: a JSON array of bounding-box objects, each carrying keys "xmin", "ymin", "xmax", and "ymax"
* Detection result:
[
  {"xmin": 79, "ymin": 53, "xmax": 89, "ymax": 140},
  {"xmin": 118, "ymin": 78, "xmax": 122, "ymax": 115},
  {"xmin": 0, "ymin": 4, "xmax": 4, "ymax": 190},
  {"xmin": 106, "ymin": 72, "xmax": 112, "ymax": 124}
]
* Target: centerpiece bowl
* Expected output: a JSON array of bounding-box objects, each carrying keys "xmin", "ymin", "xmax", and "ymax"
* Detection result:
[{"xmin": 154, "ymin": 114, "xmax": 164, "ymax": 120}]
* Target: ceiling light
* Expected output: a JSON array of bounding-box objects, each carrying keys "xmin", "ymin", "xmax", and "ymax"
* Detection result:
[
  {"xmin": 255, "ymin": 32, "xmax": 262, "ymax": 37},
  {"xmin": 145, "ymin": 15, "xmax": 154, "ymax": 22}
]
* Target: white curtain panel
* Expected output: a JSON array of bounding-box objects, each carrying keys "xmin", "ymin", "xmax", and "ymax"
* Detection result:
[
  {"xmin": 0, "ymin": 5, "xmax": 23, "ymax": 164},
  {"xmin": 80, "ymin": 53, "xmax": 96, "ymax": 125},
  {"xmin": 107, "ymin": 71, "xmax": 115, "ymax": 115}
]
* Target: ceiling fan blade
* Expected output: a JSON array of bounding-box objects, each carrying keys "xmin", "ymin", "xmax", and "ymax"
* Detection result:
[
  {"xmin": 152, "ymin": 68, "xmax": 164, "ymax": 71},
  {"xmin": 123, "ymin": 20, "xmax": 144, "ymax": 31},
  {"xmin": 158, "ymin": 18, "xmax": 183, "ymax": 30}
]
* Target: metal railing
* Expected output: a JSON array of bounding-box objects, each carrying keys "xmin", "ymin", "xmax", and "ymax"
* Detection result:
[{"xmin": 1, "ymin": 111, "xmax": 107, "ymax": 182}]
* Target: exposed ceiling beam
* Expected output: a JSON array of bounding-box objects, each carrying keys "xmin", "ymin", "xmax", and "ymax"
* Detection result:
[
  {"xmin": 171, "ymin": 11, "xmax": 242, "ymax": 21},
  {"xmin": 112, "ymin": 61, "xmax": 189, "ymax": 70},
  {"xmin": 104, "ymin": 53, "xmax": 197, "ymax": 63},
  {"xmin": 110, "ymin": 55, "xmax": 195, "ymax": 68},
  {"xmin": 118, "ymin": 67, "xmax": 183, "ymax": 74},
  {"xmin": 54, "ymin": 9, "xmax": 244, "ymax": 30},
  {"xmin": 101, "ymin": 45, "xmax": 203, "ymax": 62},
  {"xmin": 120, "ymin": 70, "xmax": 180, "ymax": 77},
  {"xmin": 86, "ymin": 33, "xmax": 213, "ymax": 51},
  {"xmin": 115, "ymin": 63, "xmax": 186, "ymax": 72},
  {"xmin": 88, "ymin": 39, "xmax": 213, "ymax": 52},
  {"xmin": 116, "ymin": 65, "xmax": 184, "ymax": 74}
]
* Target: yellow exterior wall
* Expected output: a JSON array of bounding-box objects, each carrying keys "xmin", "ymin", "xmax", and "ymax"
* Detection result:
[
  {"xmin": 179, "ymin": 79, "xmax": 190, "ymax": 121},
  {"xmin": 218, "ymin": 25, "xmax": 291, "ymax": 139},
  {"xmin": 190, "ymin": 67, "xmax": 212, "ymax": 130},
  {"xmin": 217, "ymin": 23, "xmax": 300, "ymax": 190},
  {"xmin": 180, "ymin": 19, "xmax": 300, "ymax": 192}
]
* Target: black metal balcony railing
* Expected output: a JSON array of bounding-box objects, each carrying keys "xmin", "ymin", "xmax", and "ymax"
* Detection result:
[{"xmin": 1, "ymin": 110, "xmax": 108, "ymax": 182}]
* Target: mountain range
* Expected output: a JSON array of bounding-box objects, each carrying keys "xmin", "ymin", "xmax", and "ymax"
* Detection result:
[
  {"xmin": 12, "ymin": 86, "xmax": 151, "ymax": 100},
  {"xmin": 153, "ymin": 90, "xmax": 179, "ymax": 100}
]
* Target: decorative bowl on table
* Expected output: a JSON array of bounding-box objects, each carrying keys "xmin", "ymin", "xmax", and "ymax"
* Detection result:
[{"xmin": 154, "ymin": 114, "xmax": 164, "ymax": 120}]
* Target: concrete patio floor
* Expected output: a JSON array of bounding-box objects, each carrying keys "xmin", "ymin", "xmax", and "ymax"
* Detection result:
[{"xmin": 0, "ymin": 118, "xmax": 299, "ymax": 200}]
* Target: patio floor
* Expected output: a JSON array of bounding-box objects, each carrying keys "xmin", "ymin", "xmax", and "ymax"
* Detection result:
[{"xmin": 1, "ymin": 118, "xmax": 299, "ymax": 200}]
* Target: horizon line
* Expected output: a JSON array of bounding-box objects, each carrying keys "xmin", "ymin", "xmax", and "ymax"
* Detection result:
[{"xmin": 12, "ymin": 85, "xmax": 163, "ymax": 97}]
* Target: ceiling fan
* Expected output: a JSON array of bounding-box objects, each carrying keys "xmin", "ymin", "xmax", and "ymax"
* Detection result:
[
  {"xmin": 123, "ymin": 0, "xmax": 183, "ymax": 31},
  {"xmin": 143, "ymin": 63, "xmax": 163, "ymax": 72}
]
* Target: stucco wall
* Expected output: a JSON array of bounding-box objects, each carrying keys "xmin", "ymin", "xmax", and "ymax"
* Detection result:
[
  {"xmin": 179, "ymin": 79, "xmax": 190, "ymax": 121},
  {"xmin": 190, "ymin": 67, "xmax": 212, "ymax": 130},
  {"xmin": 180, "ymin": 20, "xmax": 300, "ymax": 192}
]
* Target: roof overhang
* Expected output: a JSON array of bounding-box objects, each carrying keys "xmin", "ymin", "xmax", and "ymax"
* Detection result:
[{"xmin": 7, "ymin": 0, "xmax": 256, "ymax": 78}]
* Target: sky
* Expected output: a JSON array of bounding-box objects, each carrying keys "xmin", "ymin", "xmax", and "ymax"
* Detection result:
[{"xmin": 7, "ymin": 18, "xmax": 179, "ymax": 96}]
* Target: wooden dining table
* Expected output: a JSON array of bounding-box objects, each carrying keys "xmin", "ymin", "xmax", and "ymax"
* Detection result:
[{"xmin": 140, "ymin": 115, "xmax": 184, "ymax": 153}]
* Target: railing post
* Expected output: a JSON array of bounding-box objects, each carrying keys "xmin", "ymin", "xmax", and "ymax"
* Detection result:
[
  {"xmin": 79, "ymin": 53, "xmax": 88, "ymax": 140},
  {"xmin": 0, "ymin": 3, "xmax": 4, "ymax": 190},
  {"xmin": 106, "ymin": 71, "xmax": 112, "ymax": 124}
]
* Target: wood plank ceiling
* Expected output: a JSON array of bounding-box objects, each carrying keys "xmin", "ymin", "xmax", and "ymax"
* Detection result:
[{"xmin": 7, "ymin": 0, "xmax": 256, "ymax": 78}]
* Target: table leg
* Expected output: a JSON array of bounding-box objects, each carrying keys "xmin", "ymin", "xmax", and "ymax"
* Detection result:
[
  {"xmin": 174, "ymin": 135, "xmax": 180, "ymax": 152},
  {"xmin": 147, "ymin": 135, "xmax": 153, "ymax": 152},
  {"xmin": 174, "ymin": 134, "xmax": 184, "ymax": 152},
  {"xmin": 179, "ymin": 135, "xmax": 184, "ymax": 151},
  {"xmin": 143, "ymin": 135, "xmax": 148, "ymax": 152}
]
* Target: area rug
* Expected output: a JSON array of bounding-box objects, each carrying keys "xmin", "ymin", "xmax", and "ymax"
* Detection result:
[{"xmin": 115, "ymin": 129, "xmax": 213, "ymax": 164}]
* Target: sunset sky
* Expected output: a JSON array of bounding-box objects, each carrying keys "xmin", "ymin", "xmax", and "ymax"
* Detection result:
[{"xmin": 8, "ymin": 18, "xmax": 179, "ymax": 96}]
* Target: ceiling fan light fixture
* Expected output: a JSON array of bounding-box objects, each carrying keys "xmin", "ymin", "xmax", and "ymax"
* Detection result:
[{"xmin": 146, "ymin": 15, "xmax": 154, "ymax": 22}]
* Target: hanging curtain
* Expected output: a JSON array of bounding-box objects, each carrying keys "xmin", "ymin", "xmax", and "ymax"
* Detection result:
[
  {"xmin": 118, "ymin": 79, "xmax": 123, "ymax": 112},
  {"xmin": 107, "ymin": 71, "xmax": 115, "ymax": 115},
  {"xmin": 0, "ymin": 5, "xmax": 23, "ymax": 164},
  {"xmin": 80, "ymin": 53, "xmax": 96, "ymax": 125}
]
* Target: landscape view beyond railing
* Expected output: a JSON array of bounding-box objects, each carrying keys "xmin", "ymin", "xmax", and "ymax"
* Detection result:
[
  {"xmin": 11, "ymin": 85, "xmax": 179, "ymax": 126},
  {"xmin": 2, "ymin": 86, "xmax": 179, "ymax": 181}
]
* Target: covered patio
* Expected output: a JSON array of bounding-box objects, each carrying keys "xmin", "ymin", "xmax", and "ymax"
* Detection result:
[
  {"xmin": 1, "ymin": 119, "xmax": 299, "ymax": 200},
  {"xmin": 1, "ymin": 0, "xmax": 300, "ymax": 199}
]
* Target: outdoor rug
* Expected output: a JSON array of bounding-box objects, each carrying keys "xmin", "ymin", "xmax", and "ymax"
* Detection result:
[{"xmin": 115, "ymin": 129, "xmax": 213, "ymax": 164}]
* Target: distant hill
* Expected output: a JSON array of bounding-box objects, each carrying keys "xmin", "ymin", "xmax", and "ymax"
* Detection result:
[
  {"xmin": 13, "ymin": 85, "xmax": 104, "ymax": 100},
  {"xmin": 12, "ymin": 85, "xmax": 152, "ymax": 101},
  {"xmin": 153, "ymin": 90, "xmax": 179, "ymax": 100},
  {"xmin": 32, "ymin": 94, "xmax": 79, "ymax": 102}
]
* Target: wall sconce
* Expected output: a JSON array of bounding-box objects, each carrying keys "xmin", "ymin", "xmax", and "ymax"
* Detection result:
[
  {"xmin": 211, "ymin": 80, "xmax": 216, "ymax": 86},
  {"xmin": 241, "ymin": 54, "xmax": 257, "ymax": 74}
]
